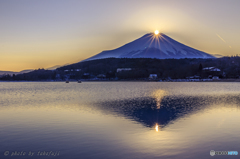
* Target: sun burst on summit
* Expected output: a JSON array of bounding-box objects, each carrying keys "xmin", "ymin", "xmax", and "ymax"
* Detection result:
[
  {"xmin": 154, "ymin": 30, "xmax": 159, "ymax": 35},
  {"xmin": 147, "ymin": 30, "xmax": 161, "ymax": 49}
]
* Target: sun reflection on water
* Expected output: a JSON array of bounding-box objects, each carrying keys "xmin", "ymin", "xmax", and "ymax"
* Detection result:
[
  {"xmin": 155, "ymin": 124, "xmax": 159, "ymax": 132},
  {"xmin": 152, "ymin": 89, "xmax": 168, "ymax": 109}
]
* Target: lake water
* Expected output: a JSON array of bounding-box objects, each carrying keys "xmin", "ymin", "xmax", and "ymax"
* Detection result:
[{"xmin": 0, "ymin": 82, "xmax": 240, "ymax": 159}]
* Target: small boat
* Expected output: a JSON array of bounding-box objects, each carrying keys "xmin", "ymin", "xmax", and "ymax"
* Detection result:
[
  {"xmin": 66, "ymin": 80, "xmax": 69, "ymax": 83},
  {"xmin": 78, "ymin": 80, "xmax": 81, "ymax": 83}
]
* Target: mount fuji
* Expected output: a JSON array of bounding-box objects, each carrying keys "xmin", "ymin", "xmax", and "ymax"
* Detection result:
[{"xmin": 85, "ymin": 33, "xmax": 215, "ymax": 61}]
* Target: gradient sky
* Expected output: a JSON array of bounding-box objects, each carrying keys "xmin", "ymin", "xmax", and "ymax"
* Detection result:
[{"xmin": 1, "ymin": 0, "xmax": 240, "ymax": 71}]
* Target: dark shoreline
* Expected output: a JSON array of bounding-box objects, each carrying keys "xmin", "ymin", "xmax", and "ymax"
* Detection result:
[{"xmin": 1, "ymin": 79, "xmax": 240, "ymax": 82}]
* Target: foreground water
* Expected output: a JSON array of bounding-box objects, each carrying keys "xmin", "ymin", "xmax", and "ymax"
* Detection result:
[{"xmin": 0, "ymin": 82, "xmax": 239, "ymax": 159}]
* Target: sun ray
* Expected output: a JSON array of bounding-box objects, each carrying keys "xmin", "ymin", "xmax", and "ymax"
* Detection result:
[{"xmin": 140, "ymin": 31, "xmax": 179, "ymax": 58}]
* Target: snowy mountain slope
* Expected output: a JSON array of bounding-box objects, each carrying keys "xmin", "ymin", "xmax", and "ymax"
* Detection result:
[{"xmin": 84, "ymin": 33, "xmax": 215, "ymax": 61}]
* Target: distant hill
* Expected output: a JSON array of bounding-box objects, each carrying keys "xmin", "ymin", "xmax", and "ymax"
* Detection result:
[
  {"xmin": 0, "ymin": 69, "xmax": 33, "ymax": 76},
  {"xmin": 84, "ymin": 33, "xmax": 215, "ymax": 61},
  {"xmin": 2, "ymin": 56, "xmax": 240, "ymax": 81},
  {"xmin": 0, "ymin": 63, "xmax": 69, "ymax": 76},
  {"xmin": 46, "ymin": 64, "xmax": 69, "ymax": 70},
  {"xmin": 57, "ymin": 57, "xmax": 224, "ymax": 79},
  {"xmin": 212, "ymin": 54, "xmax": 223, "ymax": 58}
]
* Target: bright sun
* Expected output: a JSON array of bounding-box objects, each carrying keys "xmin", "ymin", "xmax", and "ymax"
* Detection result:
[{"xmin": 154, "ymin": 30, "xmax": 159, "ymax": 35}]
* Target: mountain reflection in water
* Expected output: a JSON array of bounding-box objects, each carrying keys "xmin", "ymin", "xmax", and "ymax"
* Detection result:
[{"xmin": 95, "ymin": 92, "xmax": 240, "ymax": 130}]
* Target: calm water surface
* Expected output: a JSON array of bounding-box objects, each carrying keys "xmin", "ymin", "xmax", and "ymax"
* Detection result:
[{"xmin": 0, "ymin": 82, "xmax": 240, "ymax": 159}]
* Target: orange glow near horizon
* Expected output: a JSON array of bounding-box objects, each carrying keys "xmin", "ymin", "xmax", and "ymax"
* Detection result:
[{"xmin": 0, "ymin": 1, "xmax": 239, "ymax": 71}]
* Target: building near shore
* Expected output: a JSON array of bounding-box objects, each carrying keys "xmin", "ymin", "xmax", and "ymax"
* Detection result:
[
  {"xmin": 212, "ymin": 76, "xmax": 219, "ymax": 80},
  {"xmin": 149, "ymin": 74, "xmax": 157, "ymax": 79},
  {"xmin": 117, "ymin": 68, "xmax": 132, "ymax": 72},
  {"xmin": 203, "ymin": 67, "xmax": 221, "ymax": 72}
]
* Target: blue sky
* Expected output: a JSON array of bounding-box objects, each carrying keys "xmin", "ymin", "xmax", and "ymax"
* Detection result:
[{"xmin": 1, "ymin": 0, "xmax": 240, "ymax": 71}]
